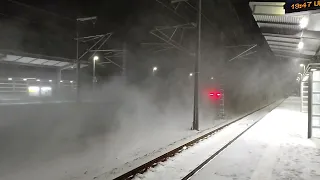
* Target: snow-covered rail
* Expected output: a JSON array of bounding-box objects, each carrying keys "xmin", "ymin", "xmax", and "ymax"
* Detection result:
[
  {"xmin": 180, "ymin": 103, "xmax": 279, "ymax": 180},
  {"xmin": 112, "ymin": 100, "xmax": 283, "ymax": 180}
]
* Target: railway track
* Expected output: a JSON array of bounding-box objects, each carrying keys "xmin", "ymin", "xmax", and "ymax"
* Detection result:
[{"xmin": 112, "ymin": 100, "xmax": 282, "ymax": 180}]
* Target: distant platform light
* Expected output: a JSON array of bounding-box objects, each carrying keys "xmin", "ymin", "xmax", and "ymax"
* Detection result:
[
  {"xmin": 28, "ymin": 86, "xmax": 39, "ymax": 92},
  {"xmin": 49, "ymin": 80, "xmax": 52, "ymax": 82},
  {"xmin": 36, "ymin": 79, "xmax": 40, "ymax": 82},
  {"xmin": 8, "ymin": 78, "xmax": 12, "ymax": 81},
  {"xmin": 60, "ymin": 80, "xmax": 63, "ymax": 83},
  {"xmin": 153, "ymin": 66, "xmax": 158, "ymax": 72},
  {"xmin": 210, "ymin": 77, "xmax": 214, "ymax": 80},
  {"xmin": 41, "ymin": 86, "xmax": 52, "ymax": 91},
  {"xmin": 300, "ymin": 17, "xmax": 309, "ymax": 29},
  {"xmin": 70, "ymin": 81, "xmax": 73, "ymax": 83},
  {"xmin": 23, "ymin": 79, "xmax": 27, "ymax": 81},
  {"xmin": 189, "ymin": 73, "xmax": 193, "ymax": 77},
  {"xmin": 28, "ymin": 86, "xmax": 40, "ymax": 96},
  {"xmin": 298, "ymin": 42, "xmax": 304, "ymax": 49}
]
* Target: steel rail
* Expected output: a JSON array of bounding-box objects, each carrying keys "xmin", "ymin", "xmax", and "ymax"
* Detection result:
[
  {"xmin": 112, "ymin": 100, "xmax": 282, "ymax": 180},
  {"xmin": 182, "ymin": 99, "xmax": 284, "ymax": 180}
]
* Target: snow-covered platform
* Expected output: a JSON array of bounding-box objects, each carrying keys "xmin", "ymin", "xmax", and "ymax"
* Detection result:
[{"xmin": 191, "ymin": 97, "xmax": 320, "ymax": 180}]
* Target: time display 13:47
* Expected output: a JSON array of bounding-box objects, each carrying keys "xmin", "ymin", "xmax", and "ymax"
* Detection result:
[{"xmin": 291, "ymin": 1, "xmax": 320, "ymax": 10}]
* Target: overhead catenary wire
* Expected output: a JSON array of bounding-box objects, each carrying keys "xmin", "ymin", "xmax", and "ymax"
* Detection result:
[
  {"xmin": 154, "ymin": 0, "xmax": 222, "ymax": 32},
  {"xmin": 155, "ymin": 0, "xmax": 189, "ymax": 22},
  {"xmin": 228, "ymin": 44, "xmax": 257, "ymax": 62}
]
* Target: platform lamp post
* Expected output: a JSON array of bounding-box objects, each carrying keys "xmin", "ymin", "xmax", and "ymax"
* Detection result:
[
  {"xmin": 192, "ymin": 0, "xmax": 202, "ymax": 131},
  {"xmin": 76, "ymin": 16, "xmax": 97, "ymax": 102},
  {"xmin": 122, "ymin": 43, "xmax": 127, "ymax": 78},
  {"xmin": 93, "ymin": 55, "xmax": 99, "ymax": 90}
]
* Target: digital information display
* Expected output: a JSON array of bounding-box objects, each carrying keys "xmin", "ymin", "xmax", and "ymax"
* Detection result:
[{"xmin": 284, "ymin": 0, "xmax": 320, "ymax": 13}]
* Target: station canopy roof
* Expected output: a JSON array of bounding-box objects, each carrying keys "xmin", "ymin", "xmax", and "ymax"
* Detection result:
[
  {"xmin": 0, "ymin": 49, "xmax": 88, "ymax": 70},
  {"xmin": 249, "ymin": 2, "xmax": 320, "ymax": 62}
]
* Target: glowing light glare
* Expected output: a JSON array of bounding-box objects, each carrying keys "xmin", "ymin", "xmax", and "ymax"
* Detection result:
[
  {"xmin": 209, "ymin": 91, "xmax": 222, "ymax": 99},
  {"xmin": 311, "ymin": 69, "xmax": 317, "ymax": 71},
  {"xmin": 300, "ymin": 64, "xmax": 305, "ymax": 67},
  {"xmin": 49, "ymin": 80, "xmax": 52, "ymax": 82},
  {"xmin": 8, "ymin": 78, "xmax": 12, "ymax": 81},
  {"xmin": 28, "ymin": 86, "xmax": 40, "ymax": 93},
  {"xmin": 298, "ymin": 42, "xmax": 304, "ymax": 49},
  {"xmin": 93, "ymin": 56, "xmax": 99, "ymax": 61},
  {"xmin": 60, "ymin": 80, "xmax": 63, "ymax": 83},
  {"xmin": 153, "ymin": 66, "xmax": 158, "ymax": 72},
  {"xmin": 189, "ymin": 73, "xmax": 193, "ymax": 77},
  {"xmin": 70, "ymin": 81, "xmax": 73, "ymax": 83},
  {"xmin": 299, "ymin": 17, "xmax": 309, "ymax": 29},
  {"xmin": 23, "ymin": 79, "xmax": 27, "ymax": 81},
  {"xmin": 41, "ymin": 87, "xmax": 52, "ymax": 91},
  {"xmin": 36, "ymin": 79, "xmax": 40, "ymax": 82},
  {"xmin": 210, "ymin": 77, "xmax": 214, "ymax": 80}
]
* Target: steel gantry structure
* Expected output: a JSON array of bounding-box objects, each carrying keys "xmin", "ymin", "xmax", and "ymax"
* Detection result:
[
  {"xmin": 142, "ymin": 0, "xmax": 203, "ymax": 130},
  {"xmin": 76, "ymin": 16, "xmax": 127, "ymax": 101}
]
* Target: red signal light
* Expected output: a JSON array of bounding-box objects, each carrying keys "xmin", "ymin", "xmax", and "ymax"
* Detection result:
[{"xmin": 209, "ymin": 91, "xmax": 221, "ymax": 99}]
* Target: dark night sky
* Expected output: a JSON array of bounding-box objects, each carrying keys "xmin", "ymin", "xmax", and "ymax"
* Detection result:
[
  {"xmin": 10, "ymin": 0, "xmax": 141, "ymax": 26},
  {"xmin": 1, "ymin": 0, "xmax": 148, "ymax": 58},
  {"xmin": 7, "ymin": 0, "xmax": 286, "ymax": 20},
  {"xmin": 3, "ymin": 0, "xmax": 152, "ymax": 39},
  {"xmin": 2, "ymin": 0, "xmax": 156, "ymax": 46}
]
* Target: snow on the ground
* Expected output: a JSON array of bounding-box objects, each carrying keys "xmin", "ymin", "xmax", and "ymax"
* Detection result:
[
  {"xmin": 191, "ymin": 97, "xmax": 320, "ymax": 180},
  {"xmin": 0, "ymin": 113, "xmax": 196, "ymax": 180},
  {"xmin": 0, "ymin": 101, "xmax": 264, "ymax": 180},
  {"xmin": 129, "ymin": 101, "xmax": 281, "ymax": 180}
]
